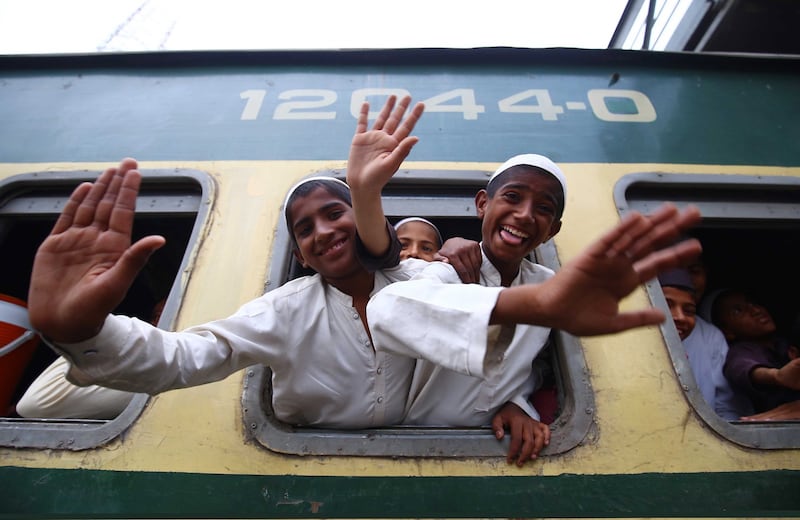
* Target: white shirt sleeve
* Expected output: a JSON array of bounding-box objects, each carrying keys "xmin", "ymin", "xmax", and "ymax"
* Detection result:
[
  {"xmin": 15, "ymin": 356, "xmax": 135, "ymax": 420},
  {"xmin": 368, "ymin": 262, "xmax": 505, "ymax": 379},
  {"xmin": 48, "ymin": 286, "xmax": 304, "ymax": 395}
]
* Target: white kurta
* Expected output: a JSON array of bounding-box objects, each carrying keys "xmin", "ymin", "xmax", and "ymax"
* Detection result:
[
  {"xmin": 368, "ymin": 250, "xmax": 554, "ymax": 426},
  {"xmin": 53, "ymin": 264, "xmax": 425, "ymax": 429},
  {"xmin": 15, "ymin": 356, "xmax": 136, "ymax": 420}
]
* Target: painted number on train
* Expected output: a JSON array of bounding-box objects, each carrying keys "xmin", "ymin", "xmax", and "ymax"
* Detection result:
[{"xmin": 239, "ymin": 88, "xmax": 657, "ymax": 123}]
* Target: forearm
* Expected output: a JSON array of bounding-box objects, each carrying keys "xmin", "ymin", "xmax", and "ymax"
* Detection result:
[
  {"xmin": 48, "ymin": 315, "xmax": 257, "ymax": 395},
  {"xmin": 490, "ymin": 284, "xmax": 555, "ymax": 328},
  {"xmin": 369, "ymin": 277, "xmax": 504, "ymax": 378},
  {"xmin": 750, "ymin": 366, "xmax": 780, "ymax": 387},
  {"xmin": 351, "ymin": 185, "xmax": 391, "ymax": 257}
]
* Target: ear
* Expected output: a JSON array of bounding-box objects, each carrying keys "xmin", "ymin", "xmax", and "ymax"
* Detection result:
[
  {"xmin": 546, "ymin": 219, "xmax": 562, "ymax": 241},
  {"xmin": 475, "ymin": 190, "xmax": 489, "ymax": 219},
  {"xmin": 292, "ymin": 247, "xmax": 309, "ymax": 269}
]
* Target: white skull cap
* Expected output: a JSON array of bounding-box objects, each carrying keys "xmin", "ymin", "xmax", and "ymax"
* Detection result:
[
  {"xmin": 393, "ymin": 217, "xmax": 443, "ymax": 247},
  {"xmin": 489, "ymin": 154, "xmax": 567, "ymax": 202}
]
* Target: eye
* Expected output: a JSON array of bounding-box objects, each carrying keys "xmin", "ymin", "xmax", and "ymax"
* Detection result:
[
  {"xmin": 422, "ymin": 245, "xmax": 434, "ymax": 253},
  {"xmin": 295, "ymin": 224, "xmax": 312, "ymax": 239},
  {"xmin": 536, "ymin": 203, "xmax": 556, "ymax": 217},
  {"xmin": 328, "ymin": 208, "xmax": 345, "ymax": 220},
  {"xmin": 501, "ymin": 191, "xmax": 521, "ymax": 202},
  {"xmin": 399, "ymin": 240, "xmax": 410, "ymax": 250}
]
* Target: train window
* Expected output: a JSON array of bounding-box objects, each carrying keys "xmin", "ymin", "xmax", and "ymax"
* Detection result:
[
  {"xmin": 243, "ymin": 169, "xmax": 596, "ymax": 457},
  {"xmin": 0, "ymin": 169, "xmax": 211, "ymax": 450},
  {"xmin": 616, "ymin": 172, "xmax": 800, "ymax": 449}
]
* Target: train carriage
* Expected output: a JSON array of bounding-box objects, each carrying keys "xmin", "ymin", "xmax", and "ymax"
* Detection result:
[{"xmin": 1, "ymin": 47, "xmax": 799, "ymax": 518}]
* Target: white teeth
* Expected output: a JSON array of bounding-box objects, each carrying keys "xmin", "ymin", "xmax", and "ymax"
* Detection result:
[
  {"xmin": 321, "ymin": 239, "xmax": 345, "ymax": 255},
  {"xmin": 502, "ymin": 226, "xmax": 529, "ymax": 239}
]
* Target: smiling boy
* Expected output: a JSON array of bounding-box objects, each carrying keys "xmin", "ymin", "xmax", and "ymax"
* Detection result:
[{"xmin": 368, "ymin": 154, "xmax": 567, "ymax": 462}]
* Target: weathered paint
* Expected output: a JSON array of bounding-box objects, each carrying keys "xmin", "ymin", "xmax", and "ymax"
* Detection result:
[
  {"xmin": 1, "ymin": 160, "xmax": 797, "ymax": 478},
  {"xmin": 3, "ymin": 466, "xmax": 799, "ymax": 518}
]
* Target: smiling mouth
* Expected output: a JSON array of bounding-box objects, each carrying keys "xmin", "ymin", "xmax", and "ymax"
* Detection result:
[
  {"xmin": 319, "ymin": 238, "xmax": 348, "ymax": 256},
  {"xmin": 499, "ymin": 225, "xmax": 530, "ymax": 245}
]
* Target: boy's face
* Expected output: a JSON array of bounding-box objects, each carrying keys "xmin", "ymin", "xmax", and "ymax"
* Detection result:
[
  {"xmin": 397, "ymin": 221, "xmax": 439, "ymax": 262},
  {"xmin": 289, "ymin": 187, "xmax": 361, "ymax": 281},
  {"xmin": 475, "ymin": 168, "xmax": 562, "ymax": 269},
  {"xmin": 663, "ymin": 286, "xmax": 696, "ymax": 340},
  {"xmin": 716, "ymin": 292, "xmax": 776, "ymax": 341}
]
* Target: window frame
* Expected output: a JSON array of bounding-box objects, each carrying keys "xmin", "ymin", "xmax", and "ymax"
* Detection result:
[
  {"xmin": 243, "ymin": 168, "xmax": 596, "ymax": 457},
  {"xmin": 0, "ymin": 168, "xmax": 212, "ymax": 450},
  {"xmin": 614, "ymin": 171, "xmax": 800, "ymax": 449}
]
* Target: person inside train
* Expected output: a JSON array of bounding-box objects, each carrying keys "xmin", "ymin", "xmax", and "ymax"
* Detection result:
[
  {"xmin": 14, "ymin": 298, "xmax": 164, "ymax": 420},
  {"xmin": 706, "ymin": 289, "xmax": 800, "ymax": 420},
  {"xmin": 25, "ymin": 94, "xmax": 701, "ymax": 458},
  {"xmin": 368, "ymin": 152, "xmax": 701, "ymax": 464},
  {"xmin": 393, "ymin": 214, "xmax": 555, "ymax": 462},
  {"xmin": 394, "ymin": 217, "xmax": 443, "ymax": 262},
  {"xmin": 658, "ymin": 267, "xmax": 753, "ymax": 420}
]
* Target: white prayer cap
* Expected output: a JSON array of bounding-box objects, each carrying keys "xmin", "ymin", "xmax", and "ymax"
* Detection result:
[
  {"xmin": 489, "ymin": 154, "xmax": 567, "ymax": 203},
  {"xmin": 394, "ymin": 217, "xmax": 443, "ymax": 247}
]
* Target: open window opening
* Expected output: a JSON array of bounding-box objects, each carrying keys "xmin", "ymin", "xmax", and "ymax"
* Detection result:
[
  {"xmin": 616, "ymin": 171, "xmax": 800, "ymax": 449},
  {"xmin": 243, "ymin": 169, "xmax": 595, "ymax": 457},
  {"xmin": 0, "ymin": 169, "xmax": 211, "ymax": 450}
]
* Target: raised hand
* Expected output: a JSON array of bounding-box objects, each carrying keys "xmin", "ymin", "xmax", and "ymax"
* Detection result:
[
  {"xmin": 347, "ymin": 95, "xmax": 425, "ymax": 257},
  {"xmin": 346, "ymin": 94, "xmax": 425, "ymax": 194},
  {"xmin": 28, "ymin": 158, "xmax": 165, "ymax": 343},
  {"xmin": 493, "ymin": 203, "xmax": 702, "ymax": 336}
]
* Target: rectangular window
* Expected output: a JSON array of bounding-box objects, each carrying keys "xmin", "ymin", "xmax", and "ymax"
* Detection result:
[
  {"xmin": 0, "ymin": 169, "xmax": 210, "ymax": 450},
  {"xmin": 244, "ymin": 168, "xmax": 595, "ymax": 457},
  {"xmin": 616, "ymin": 171, "xmax": 800, "ymax": 449}
]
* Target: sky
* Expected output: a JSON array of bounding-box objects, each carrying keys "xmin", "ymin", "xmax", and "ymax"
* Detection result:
[{"xmin": 0, "ymin": 0, "xmax": 628, "ymax": 54}]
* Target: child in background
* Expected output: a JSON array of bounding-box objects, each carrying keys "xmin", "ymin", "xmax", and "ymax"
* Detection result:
[
  {"xmin": 658, "ymin": 268, "xmax": 753, "ymax": 420},
  {"xmin": 394, "ymin": 217, "xmax": 443, "ymax": 262},
  {"xmin": 709, "ymin": 289, "xmax": 800, "ymax": 417}
]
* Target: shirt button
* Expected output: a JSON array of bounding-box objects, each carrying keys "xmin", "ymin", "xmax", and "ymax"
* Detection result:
[
  {"xmin": 377, "ymin": 396, "xmax": 384, "ymax": 404},
  {"xmin": 352, "ymin": 313, "xmax": 359, "ymax": 320},
  {"xmin": 376, "ymin": 367, "xmax": 383, "ymax": 374}
]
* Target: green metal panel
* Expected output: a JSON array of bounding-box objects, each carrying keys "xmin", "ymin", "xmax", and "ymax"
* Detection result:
[
  {"xmin": 1, "ymin": 49, "xmax": 798, "ymax": 166},
  {"xmin": 2, "ymin": 466, "xmax": 799, "ymax": 518}
]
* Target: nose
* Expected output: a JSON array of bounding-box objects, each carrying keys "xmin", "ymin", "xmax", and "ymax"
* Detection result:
[
  {"xmin": 313, "ymin": 217, "xmax": 336, "ymax": 241},
  {"xmin": 514, "ymin": 201, "xmax": 537, "ymax": 224},
  {"xmin": 673, "ymin": 308, "xmax": 689, "ymax": 324}
]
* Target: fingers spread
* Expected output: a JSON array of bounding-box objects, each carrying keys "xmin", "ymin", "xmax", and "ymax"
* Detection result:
[
  {"xmin": 108, "ymin": 169, "xmax": 143, "ymax": 236},
  {"xmin": 52, "ymin": 182, "xmax": 92, "ymax": 234},
  {"xmin": 354, "ymin": 101, "xmax": 371, "ymax": 135},
  {"xmin": 371, "ymin": 95, "xmax": 397, "ymax": 132},
  {"xmin": 633, "ymin": 238, "xmax": 702, "ymax": 282},
  {"xmin": 73, "ymin": 166, "xmax": 117, "ymax": 227},
  {"xmin": 382, "ymin": 95, "xmax": 411, "ymax": 135}
]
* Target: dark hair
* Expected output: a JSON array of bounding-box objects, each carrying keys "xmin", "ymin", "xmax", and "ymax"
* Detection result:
[
  {"xmin": 285, "ymin": 179, "xmax": 352, "ymax": 245},
  {"xmin": 486, "ymin": 165, "xmax": 565, "ymax": 219}
]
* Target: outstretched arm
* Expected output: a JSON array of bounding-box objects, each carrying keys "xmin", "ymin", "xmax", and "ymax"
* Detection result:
[
  {"xmin": 369, "ymin": 203, "xmax": 701, "ymax": 378},
  {"xmin": 28, "ymin": 158, "xmax": 165, "ymax": 343},
  {"xmin": 347, "ymin": 95, "xmax": 425, "ymax": 256},
  {"xmin": 491, "ymin": 203, "xmax": 702, "ymax": 335}
]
